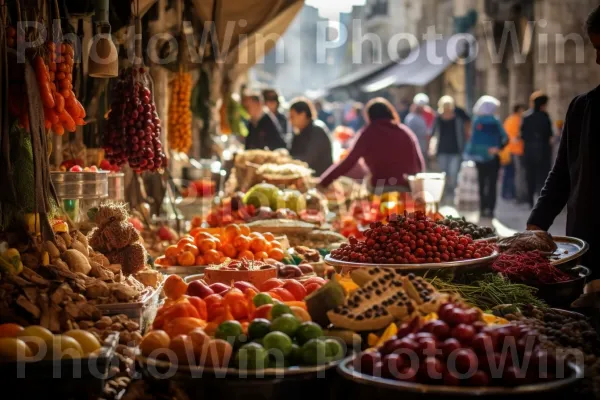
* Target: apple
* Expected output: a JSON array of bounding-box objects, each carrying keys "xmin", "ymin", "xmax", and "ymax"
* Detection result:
[
  {"xmin": 209, "ymin": 282, "xmax": 230, "ymax": 295},
  {"xmin": 187, "ymin": 281, "xmax": 214, "ymax": 299}
]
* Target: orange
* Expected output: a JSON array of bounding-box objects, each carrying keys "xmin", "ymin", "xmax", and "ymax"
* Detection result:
[
  {"xmin": 262, "ymin": 232, "xmax": 275, "ymax": 242},
  {"xmin": 219, "ymin": 256, "xmax": 231, "ymax": 263},
  {"xmin": 164, "ymin": 275, "xmax": 188, "ymax": 300},
  {"xmin": 191, "ymin": 216, "xmax": 202, "ymax": 228},
  {"xmin": 232, "ymin": 235, "xmax": 250, "ymax": 251},
  {"xmin": 221, "ymin": 243, "xmax": 237, "ymax": 258},
  {"xmin": 154, "ymin": 256, "xmax": 167, "ymax": 266},
  {"xmin": 238, "ymin": 250, "xmax": 254, "ymax": 260},
  {"xmin": 205, "ymin": 339, "xmax": 233, "ymax": 368},
  {"xmin": 269, "ymin": 240, "xmax": 282, "ymax": 249},
  {"xmin": 267, "ymin": 248, "xmax": 284, "ymax": 261},
  {"xmin": 164, "ymin": 317, "xmax": 207, "ymax": 338},
  {"xmin": 194, "ymin": 232, "xmax": 214, "ymax": 247},
  {"xmin": 165, "ymin": 257, "xmax": 176, "ymax": 266},
  {"xmin": 182, "ymin": 243, "xmax": 200, "ymax": 257},
  {"xmin": 189, "ymin": 227, "xmax": 202, "ymax": 237},
  {"xmin": 177, "ymin": 237, "xmax": 195, "ymax": 250},
  {"xmin": 169, "ymin": 334, "xmax": 195, "ymax": 365},
  {"xmin": 177, "ymin": 251, "xmax": 196, "ymax": 266},
  {"xmin": 204, "ymin": 249, "xmax": 221, "ymax": 264},
  {"xmin": 195, "ymin": 255, "xmax": 206, "ymax": 265},
  {"xmin": 0, "ymin": 323, "xmax": 24, "ymax": 338},
  {"xmin": 224, "ymin": 224, "xmax": 241, "ymax": 241},
  {"xmin": 250, "ymin": 237, "xmax": 268, "ymax": 253},
  {"xmin": 198, "ymin": 239, "xmax": 217, "ymax": 253},
  {"xmin": 254, "ymin": 251, "xmax": 268, "ymax": 260},
  {"xmin": 140, "ymin": 330, "xmax": 171, "ymax": 357},
  {"xmin": 165, "ymin": 245, "xmax": 181, "ymax": 259},
  {"xmin": 249, "ymin": 232, "xmax": 264, "ymax": 239},
  {"xmin": 240, "ymin": 225, "xmax": 251, "ymax": 236}
]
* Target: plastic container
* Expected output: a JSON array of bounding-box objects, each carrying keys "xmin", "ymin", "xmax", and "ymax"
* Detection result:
[
  {"xmin": 51, "ymin": 171, "xmax": 109, "ymax": 223},
  {"xmin": 95, "ymin": 286, "xmax": 161, "ymax": 333}
]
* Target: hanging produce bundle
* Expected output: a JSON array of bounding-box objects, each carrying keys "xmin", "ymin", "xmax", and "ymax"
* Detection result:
[
  {"xmin": 167, "ymin": 71, "xmax": 192, "ymax": 153},
  {"xmin": 103, "ymin": 67, "xmax": 167, "ymax": 172},
  {"xmin": 8, "ymin": 41, "xmax": 85, "ymax": 134}
]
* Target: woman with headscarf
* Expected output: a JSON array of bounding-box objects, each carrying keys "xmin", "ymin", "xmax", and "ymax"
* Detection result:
[
  {"xmin": 319, "ymin": 97, "xmax": 425, "ymax": 193},
  {"xmin": 464, "ymin": 96, "xmax": 508, "ymax": 218}
]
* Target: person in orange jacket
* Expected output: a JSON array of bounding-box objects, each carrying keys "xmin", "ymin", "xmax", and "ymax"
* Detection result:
[{"xmin": 501, "ymin": 104, "xmax": 526, "ymax": 201}]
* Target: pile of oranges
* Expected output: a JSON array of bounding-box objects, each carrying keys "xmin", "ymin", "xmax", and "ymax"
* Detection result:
[{"xmin": 155, "ymin": 224, "xmax": 285, "ymax": 267}]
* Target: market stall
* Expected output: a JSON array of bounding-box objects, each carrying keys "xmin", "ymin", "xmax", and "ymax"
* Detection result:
[{"xmin": 0, "ymin": 0, "xmax": 600, "ymax": 399}]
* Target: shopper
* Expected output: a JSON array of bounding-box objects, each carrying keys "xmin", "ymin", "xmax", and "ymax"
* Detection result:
[
  {"xmin": 404, "ymin": 95, "xmax": 430, "ymax": 161},
  {"xmin": 430, "ymin": 95, "xmax": 469, "ymax": 194},
  {"xmin": 347, "ymin": 102, "xmax": 365, "ymax": 132},
  {"xmin": 319, "ymin": 97, "xmax": 425, "ymax": 192},
  {"xmin": 242, "ymin": 91, "xmax": 287, "ymax": 150},
  {"xmin": 521, "ymin": 92, "xmax": 554, "ymax": 208},
  {"xmin": 528, "ymin": 4, "xmax": 600, "ymax": 278},
  {"xmin": 315, "ymin": 100, "xmax": 335, "ymax": 130},
  {"xmin": 502, "ymin": 104, "xmax": 526, "ymax": 200},
  {"xmin": 262, "ymin": 89, "xmax": 288, "ymax": 136},
  {"xmin": 464, "ymin": 96, "xmax": 508, "ymax": 218},
  {"xmin": 289, "ymin": 97, "xmax": 333, "ymax": 176}
]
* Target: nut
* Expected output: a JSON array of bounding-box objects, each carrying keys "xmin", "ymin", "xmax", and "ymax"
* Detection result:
[
  {"xmin": 119, "ymin": 331, "xmax": 132, "ymax": 345},
  {"xmin": 110, "ymin": 322, "xmax": 124, "ymax": 331},
  {"xmin": 124, "ymin": 321, "xmax": 139, "ymax": 332},
  {"xmin": 130, "ymin": 332, "xmax": 142, "ymax": 344},
  {"xmin": 78, "ymin": 320, "xmax": 94, "ymax": 330}
]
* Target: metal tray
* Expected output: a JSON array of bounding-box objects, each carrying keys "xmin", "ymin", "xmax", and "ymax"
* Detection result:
[
  {"xmin": 137, "ymin": 354, "xmax": 340, "ymax": 378},
  {"xmin": 337, "ymin": 353, "xmax": 582, "ymax": 397},
  {"xmin": 549, "ymin": 236, "xmax": 589, "ymax": 266},
  {"xmin": 324, "ymin": 252, "xmax": 499, "ymax": 272}
]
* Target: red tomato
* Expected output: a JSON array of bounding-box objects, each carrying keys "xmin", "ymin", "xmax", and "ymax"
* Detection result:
[
  {"xmin": 282, "ymin": 280, "xmax": 308, "ymax": 301},
  {"xmin": 260, "ymin": 278, "xmax": 284, "ymax": 292},
  {"xmin": 251, "ymin": 304, "xmax": 273, "ymax": 320},
  {"xmin": 269, "ymin": 288, "xmax": 296, "ymax": 302},
  {"xmin": 304, "ymin": 282, "xmax": 322, "ymax": 295}
]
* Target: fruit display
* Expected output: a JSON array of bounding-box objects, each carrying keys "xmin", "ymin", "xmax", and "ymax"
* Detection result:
[
  {"xmin": 155, "ymin": 224, "xmax": 285, "ymax": 267},
  {"xmin": 0, "ymin": 323, "xmax": 103, "ymax": 360},
  {"xmin": 327, "ymin": 270, "xmax": 449, "ymax": 331},
  {"xmin": 436, "ymin": 216, "xmax": 496, "ymax": 240},
  {"xmin": 352, "ymin": 301, "xmax": 569, "ymax": 388},
  {"xmin": 167, "ymin": 71, "xmax": 193, "ymax": 153},
  {"xmin": 103, "ymin": 67, "xmax": 167, "ymax": 172},
  {"xmin": 330, "ymin": 212, "xmax": 496, "ymax": 265},
  {"xmin": 204, "ymin": 259, "xmax": 278, "ymax": 287}
]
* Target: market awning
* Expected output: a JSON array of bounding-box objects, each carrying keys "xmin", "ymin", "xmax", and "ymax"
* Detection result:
[
  {"xmin": 360, "ymin": 34, "xmax": 473, "ymax": 93},
  {"xmin": 324, "ymin": 60, "xmax": 396, "ymax": 91}
]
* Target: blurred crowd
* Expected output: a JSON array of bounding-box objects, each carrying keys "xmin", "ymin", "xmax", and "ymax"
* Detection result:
[{"xmin": 237, "ymin": 86, "xmax": 562, "ymax": 218}]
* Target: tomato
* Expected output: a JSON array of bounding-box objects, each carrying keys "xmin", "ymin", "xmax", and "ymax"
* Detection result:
[
  {"xmin": 282, "ymin": 280, "xmax": 308, "ymax": 301},
  {"xmin": 251, "ymin": 304, "xmax": 274, "ymax": 320},
  {"xmin": 260, "ymin": 278, "xmax": 284, "ymax": 292},
  {"xmin": 304, "ymin": 282, "xmax": 322, "ymax": 295},
  {"xmin": 269, "ymin": 288, "xmax": 296, "ymax": 302}
]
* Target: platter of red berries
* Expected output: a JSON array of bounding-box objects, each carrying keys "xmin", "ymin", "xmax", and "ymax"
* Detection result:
[{"xmin": 326, "ymin": 213, "xmax": 498, "ymax": 271}]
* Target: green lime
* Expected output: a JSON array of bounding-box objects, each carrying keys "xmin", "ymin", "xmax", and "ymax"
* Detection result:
[
  {"xmin": 270, "ymin": 313, "xmax": 300, "ymax": 337},
  {"xmin": 324, "ymin": 338, "xmax": 344, "ymax": 361},
  {"xmin": 295, "ymin": 322, "xmax": 323, "ymax": 345},
  {"xmin": 301, "ymin": 339, "xmax": 327, "ymax": 366},
  {"xmin": 263, "ymin": 331, "xmax": 293, "ymax": 360},
  {"xmin": 271, "ymin": 303, "xmax": 293, "ymax": 319},
  {"xmin": 267, "ymin": 354, "xmax": 291, "ymax": 369},
  {"xmin": 288, "ymin": 344, "xmax": 303, "ymax": 365},
  {"xmin": 215, "ymin": 320, "xmax": 244, "ymax": 345},
  {"xmin": 253, "ymin": 293, "xmax": 274, "ymax": 307},
  {"xmin": 235, "ymin": 342, "xmax": 269, "ymax": 370},
  {"xmin": 248, "ymin": 318, "xmax": 271, "ymax": 340}
]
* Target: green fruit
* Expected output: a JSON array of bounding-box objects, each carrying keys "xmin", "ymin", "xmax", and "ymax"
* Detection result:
[
  {"xmin": 248, "ymin": 318, "xmax": 271, "ymax": 340},
  {"xmin": 301, "ymin": 339, "xmax": 327, "ymax": 366},
  {"xmin": 295, "ymin": 322, "xmax": 323, "ymax": 345},
  {"xmin": 288, "ymin": 344, "xmax": 303, "ymax": 365},
  {"xmin": 263, "ymin": 331, "xmax": 293, "ymax": 360},
  {"xmin": 215, "ymin": 320, "xmax": 244, "ymax": 345},
  {"xmin": 253, "ymin": 293, "xmax": 274, "ymax": 307},
  {"xmin": 282, "ymin": 190, "xmax": 306, "ymax": 213},
  {"xmin": 235, "ymin": 343, "xmax": 269, "ymax": 370},
  {"xmin": 305, "ymin": 279, "xmax": 346, "ymax": 327},
  {"xmin": 324, "ymin": 339, "xmax": 344, "ymax": 361},
  {"xmin": 270, "ymin": 314, "xmax": 300, "ymax": 337},
  {"xmin": 252, "ymin": 338, "xmax": 264, "ymax": 347},
  {"xmin": 243, "ymin": 183, "xmax": 281, "ymax": 210},
  {"xmin": 270, "ymin": 303, "xmax": 293, "ymax": 319}
]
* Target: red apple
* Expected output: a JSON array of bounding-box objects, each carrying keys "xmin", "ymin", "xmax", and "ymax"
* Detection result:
[{"xmin": 187, "ymin": 280, "xmax": 214, "ymax": 299}]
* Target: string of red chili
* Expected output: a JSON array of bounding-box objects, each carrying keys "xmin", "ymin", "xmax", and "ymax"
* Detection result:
[{"xmin": 492, "ymin": 251, "xmax": 571, "ymax": 284}]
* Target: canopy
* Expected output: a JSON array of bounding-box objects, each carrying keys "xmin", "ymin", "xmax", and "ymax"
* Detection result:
[
  {"xmin": 324, "ymin": 60, "xmax": 396, "ymax": 92},
  {"xmin": 360, "ymin": 34, "xmax": 473, "ymax": 93}
]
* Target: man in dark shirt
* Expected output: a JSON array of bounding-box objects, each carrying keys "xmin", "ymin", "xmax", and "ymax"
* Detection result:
[
  {"xmin": 289, "ymin": 98, "xmax": 333, "ymax": 176},
  {"xmin": 263, "ymin": 89, "xmax": 289, "ymax": 136},
  {"xmin": 242, "ymin": 91, "xmax": 287, "ymax": 150},
  {"xmin": 527, "ymin": 4, "xmax": 600, "ymax": 278},
  {"xmin": 521, "ymin": 93, "xmax": 554, "ymax": 208},
  {"xmin": 315, "ymin": 100, "xmax": 335, "ymax": 130}
]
